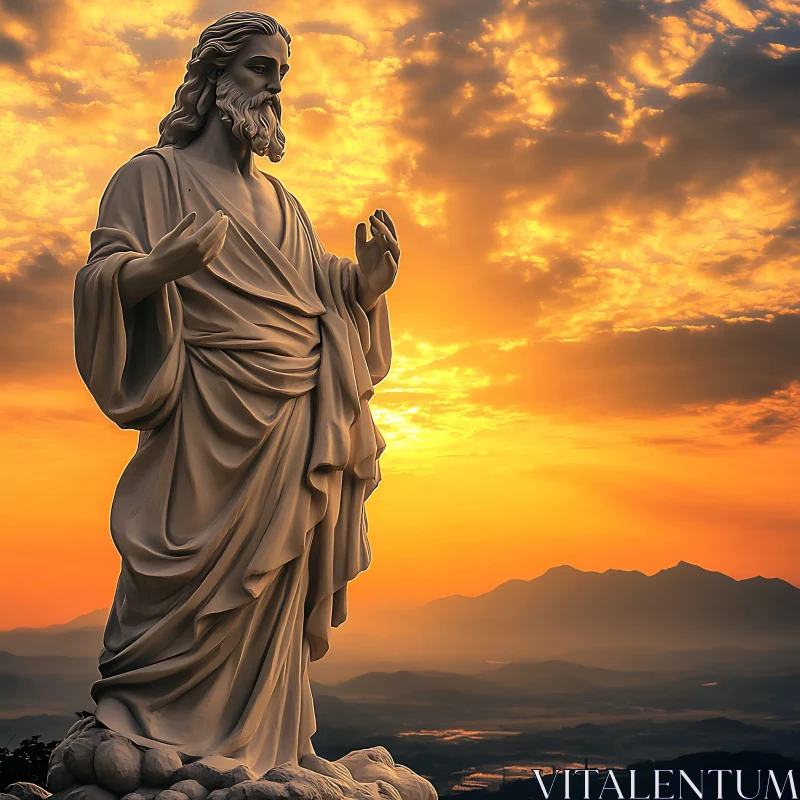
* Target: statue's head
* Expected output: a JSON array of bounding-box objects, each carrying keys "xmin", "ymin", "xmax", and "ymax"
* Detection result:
[{"xmin": 157, "ymin": 11, "xmax": 291, "ymax": 162}]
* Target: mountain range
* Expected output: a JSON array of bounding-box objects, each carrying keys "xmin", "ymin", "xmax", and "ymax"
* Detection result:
[
  {"xmin": 0, "ymin": 562, "xmax": 797, "ymax": 787},
  {"xmin": 320, "ymin": 561, "xmax": 800, "ymax": 671},
  {"xmin": 1, "ymin": 561, "xmax": 798, "ymax": 675}
]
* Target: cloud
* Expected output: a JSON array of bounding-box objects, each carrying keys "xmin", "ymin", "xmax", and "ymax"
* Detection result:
[
  {"xmin": 0, "ymin": 249, "xmax": 76, "ymax": 378},
  {"xmin": 368, "ymin": 0, "xmax": 800, "ymax": 350},
  {"xmin": 0, "ymin": 33, "xmax": 25, "ymax": 65},
  {"xmin": 0, "ymin": 0, "xmax": 70, "ymax": 64},
  {"xmin": 548, "ymin": 82, "xmax": 626, "ymax": 134},
  {"xmin": 442, "ymin": 314, "xmax": 800, "ymax": 418},
  {"xmin": 519, "ymin": 0, "xmax": 657, "ymax": 78},
  {"xmin": 2, "ymin": 0, "xmax": 800, "ymax": 438}
]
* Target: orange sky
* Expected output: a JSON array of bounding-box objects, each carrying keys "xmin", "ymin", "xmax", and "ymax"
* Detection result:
[{"xmin": 1, "ymin": 0, "xmax": 800, "ymax": 629}]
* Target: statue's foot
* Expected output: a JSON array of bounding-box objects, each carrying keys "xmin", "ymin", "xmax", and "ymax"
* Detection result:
[{"xmin": 43, "ymin": 718, "xmax": 436, "ymax": 800}]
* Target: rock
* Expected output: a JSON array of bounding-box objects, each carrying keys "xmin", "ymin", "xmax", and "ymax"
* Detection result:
[
  {"xmin": 296, "ymin": 756, "xmax": 379, "ymax": 800},
  {"xmin": 170, "ymin": 766, "xmax": 231, "ymax": 793},
  {"xmin": 206, "ymin": 792, "xmax": 229, "ymax": 800},
  {"xmin": 121, "ymin": 794, "xmax": 146, "ymax": 800},
  {"xmin": 94, "ymin": 738, "xmax": 143, "ymax": 795},
  {"xmin": 1, "ymin": 794, "xmax": 20, "ymax": 800},
  {"xmin": 46, "ymin": 764, "xmax": 75, "ymax": 796},
  {"xmin": 142, "ymin": 750, "xmax": 184, "ymax": 788},
  {"xmin": 5, "ymin": 783, "xmax": 51, "ymax": 800},
  {"xmin": 371, "ymin": 783, "xmax": 403, "ymax": 800},
  {"xmin": 226, "ymin": 783, "xmax": 288, "ymax": 800},
  {"xmin": 64, "ymin": 729, "xmax": 114, "ymax": 785},
  {"xmin": 226, "ymin": 769, "xmax": 255, "ymax": 788},
  {"xmin": 64, "ymin": 718, "xmax": 97, "ymax": 742},
  {"xmin": 168, "ymin": 783, "xmax": 206, "ymax": 800},
  {"xmin": 261, "ymin": 765, "xmax": 343, "ymax": 800},
  {"xmin": 132, "ymin": 790, "xmax": 160, "ymax": 800},
  {"xmin": 49, "ymin": 724, "xmax": 89, "ymax": 792},
  {"xmin": 297, "ymin": 758, "xmax": 352, "ymax": 786},
  {"xmin": 63, "ymin": 786, "xmax": 119, "ymax": 800},
  {"xmin": 336, "ymin": 749, "xmax": 436, "ymax": 800},
  {"xmin": 155, "ymin": 792, "xmax": 189, "ymax": 800}
]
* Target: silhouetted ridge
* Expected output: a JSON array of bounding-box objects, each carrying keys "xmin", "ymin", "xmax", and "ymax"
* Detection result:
[{"xmin": 411, "ymin": 562, "xmax": 800, "ymax": 662}]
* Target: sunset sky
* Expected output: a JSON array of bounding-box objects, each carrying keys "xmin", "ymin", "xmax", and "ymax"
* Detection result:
[{"xmin": 1, "ymin": 0, "xmax": 800, "ymax": 629}]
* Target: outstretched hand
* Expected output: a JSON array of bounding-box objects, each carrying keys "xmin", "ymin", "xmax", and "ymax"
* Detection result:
[
  {"xmin": 119, "ymin": 210, "xmax": 229, "ymax": 310},
  {"xmin": 355, "ymin": 208, "xmax": 400, "ymax": 310},
  {"xmin": 148, "ymin": 210, "xmax": 229, "ymax": 283}
]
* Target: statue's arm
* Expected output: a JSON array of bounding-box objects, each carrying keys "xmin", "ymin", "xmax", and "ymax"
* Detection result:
[
  {"xmin": 279, "ymin": 183, "xmax": 393, "ymax": 384},
  {"xmin": 87, "ymin": 154, "xmax": 228, "ymax": 310},
  {"xmin": 117, "ymin": 211, "xmax": 228, "ymax": 309},
  {"xmin": 75, "ymin": 153, "xmax": 203, "ymax": 429}
]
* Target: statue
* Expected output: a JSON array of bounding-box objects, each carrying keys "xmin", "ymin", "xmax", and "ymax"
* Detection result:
[{"xmin": 48, "ymin": 12, "xmax": 435, "ymax": 800}]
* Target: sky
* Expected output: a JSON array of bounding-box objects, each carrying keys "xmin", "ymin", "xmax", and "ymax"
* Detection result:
[{"xmin": 1, "ymin": 0, "xmax": 800, "ymax": 629}]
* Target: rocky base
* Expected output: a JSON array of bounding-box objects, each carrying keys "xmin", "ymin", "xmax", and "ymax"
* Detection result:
[{"xmin": 3, "ymin": 717, "xmax": 436, "ymax": 800}]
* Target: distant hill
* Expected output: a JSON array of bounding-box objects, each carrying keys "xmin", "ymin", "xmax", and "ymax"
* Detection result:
[
  {"xmin": 0, "ymin": 652, "xmax": 98, "ymax": 677},
  {"xmin": 313, "ymin": 659, "xmax": 800, "ymax": 716},
  {"xmin": 0, "ymin": 611, "xmax": 107, "ymax": 657},
  {"xmin": 4, "ymin": 563, "xmax": 800, "ymax": 670},
  {"xmin": 0, "ymin": 651, "xmax": 97, "ymax": 715},
  {"xmin": 0, "ymin": 714, "xmax": 77, "ymax": 746},
  {"xmin": 330, "ymin": 561, "xmax": 800, "ymax": 665},
  {"xmin": 314, "ymin": 670, "xmax": 502, "ymax": 700},
  {"xmin": 480, "ymin": 660, "xmax": 676, "ymax": 692}
]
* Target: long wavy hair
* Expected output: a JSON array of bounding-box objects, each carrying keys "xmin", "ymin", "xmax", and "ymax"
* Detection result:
[{"xmin": 157, "ymin": 12, "xmax": 291, "ymax": 148}]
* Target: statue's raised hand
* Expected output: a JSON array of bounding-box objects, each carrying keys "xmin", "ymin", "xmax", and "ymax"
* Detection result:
[
  {"xmin": 119, "ymin": 210, "xmax": 229, "ymax": 309},
  {"xmin": 148, "ymin": 210, "xmax": 229, "ymax": 282},
  {"xmin": 355, "ymin": 208, "xmax": 400, "ymax": 311}
]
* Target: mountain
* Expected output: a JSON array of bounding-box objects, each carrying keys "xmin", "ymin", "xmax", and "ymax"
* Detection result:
[
  {"xmin": 0, "ymin": 651, "xmax": 98, "ymax": 677},
  {"xmin": 314, "ymin": 659, "xmax": 800, "ymax": 717},
  {"xmin": 4, "ymin": 563, "xmax": 800, "ymax": 670},
  {"xmin": 0, "ymin": 611, "xmax": 107, "ymax": 657},
  {"xmin": 0, "ymin": 714, "xmax": 78, "ymax": 746},
  {"xmin": 314, "ymin": 670, "xmax": 502, "ymax": 700},
  {"xmin": 480, "ymin": 660, "xmax": 676, "ymax": 692},
  {"xmin": 0, "ymin": 652, "xmax": 98, "ymax": 716},
  {"xmin": 326, "ymin": 561, "xmax": 800, "ymax": 665}
]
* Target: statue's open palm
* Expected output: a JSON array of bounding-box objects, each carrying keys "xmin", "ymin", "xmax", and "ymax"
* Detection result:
[
  {"xmin": 355, "ymin": 209, "xmax": 400, "ymax": 299},
  {"xmin": 148, "ymin": 210, "xmax": 229, "ymax": 283},
  {"xmin": 119, "ymin": 210, "xmax": 229, "ymax": 310}
]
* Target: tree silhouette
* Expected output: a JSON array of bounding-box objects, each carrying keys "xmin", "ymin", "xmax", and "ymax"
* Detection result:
[{"xmin": 0, "ymin": 735, "xmax": 58, "ymax": 788}]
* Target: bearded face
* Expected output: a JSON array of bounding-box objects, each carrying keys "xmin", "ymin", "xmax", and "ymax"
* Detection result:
[{"xmin": 215, "ymin": 71, "xmax": 286, "ymax": 162}]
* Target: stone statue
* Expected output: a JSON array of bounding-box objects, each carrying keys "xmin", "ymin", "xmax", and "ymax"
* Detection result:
[{"xmin": 47, "ymin": 11, "xmax": 435, "ymax": 800}]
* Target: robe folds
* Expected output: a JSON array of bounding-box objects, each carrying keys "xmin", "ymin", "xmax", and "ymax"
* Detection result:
[{"xmin": 74, "ymin": 145, "xmax": 392, "ymax": 773}]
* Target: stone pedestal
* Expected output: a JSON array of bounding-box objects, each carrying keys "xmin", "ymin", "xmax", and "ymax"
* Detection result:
[{"xmin": 37, "ymin": 718, "xmax": 435, "ymax": 800}]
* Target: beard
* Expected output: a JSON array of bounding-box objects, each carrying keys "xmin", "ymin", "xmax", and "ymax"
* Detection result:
[{"xmin": 215, "ymin": 72, "xmax": 286, "ymax": 162}]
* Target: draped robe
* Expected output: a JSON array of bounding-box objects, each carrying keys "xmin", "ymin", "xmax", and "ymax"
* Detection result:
[{"xmin": 74, "ymin": 145, "xmax": 392, "ymax": 774}]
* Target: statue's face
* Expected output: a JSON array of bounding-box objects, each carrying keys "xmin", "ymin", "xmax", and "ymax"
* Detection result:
[
  {"xmin": 215, "ymin": 33, "xmax": 290, "ymax": 161},
  {"xmin": 225, "ymin": 33, "xmax": 290, "ymax": 103}
]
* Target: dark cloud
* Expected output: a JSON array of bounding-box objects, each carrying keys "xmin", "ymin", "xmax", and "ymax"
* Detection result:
[
  {"xmin": 396, "ymin": 0, "xmax": 505, "ymax": 39},
  {"xmin": 548, "ymin": 82, "xmax": 625, "ymax": 134},
  {"xmin": 0, "ymin": 0, "xmax": 69, "ymax": 60},
  {"xmin": 745, "ymin": 408, "xmax": 800, "ymax": 444},
  {"xmin": 521, "ymin": 0, "xmax": 656, "ymax": 78},
  {"xmin": 0, "ymin": 34, "xmax": 26, "ymax": 65},
  {"xmin": 636, "ymin": 45, "xmax": 800, "ymax": 211},
  {"xmin": 119, "ymin": 30, "xmax": 190, "ymax": 67},
  {"xmin": 0, "ymin": 248, "xmax": 76, "ymax": 378},
  {"xmin": 383, "ymin": 0, "xmax": 800, "ymax": 332},
  {"xmin": 437, "ymin": 314, "xmax": 800, "ymax": 419}
]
